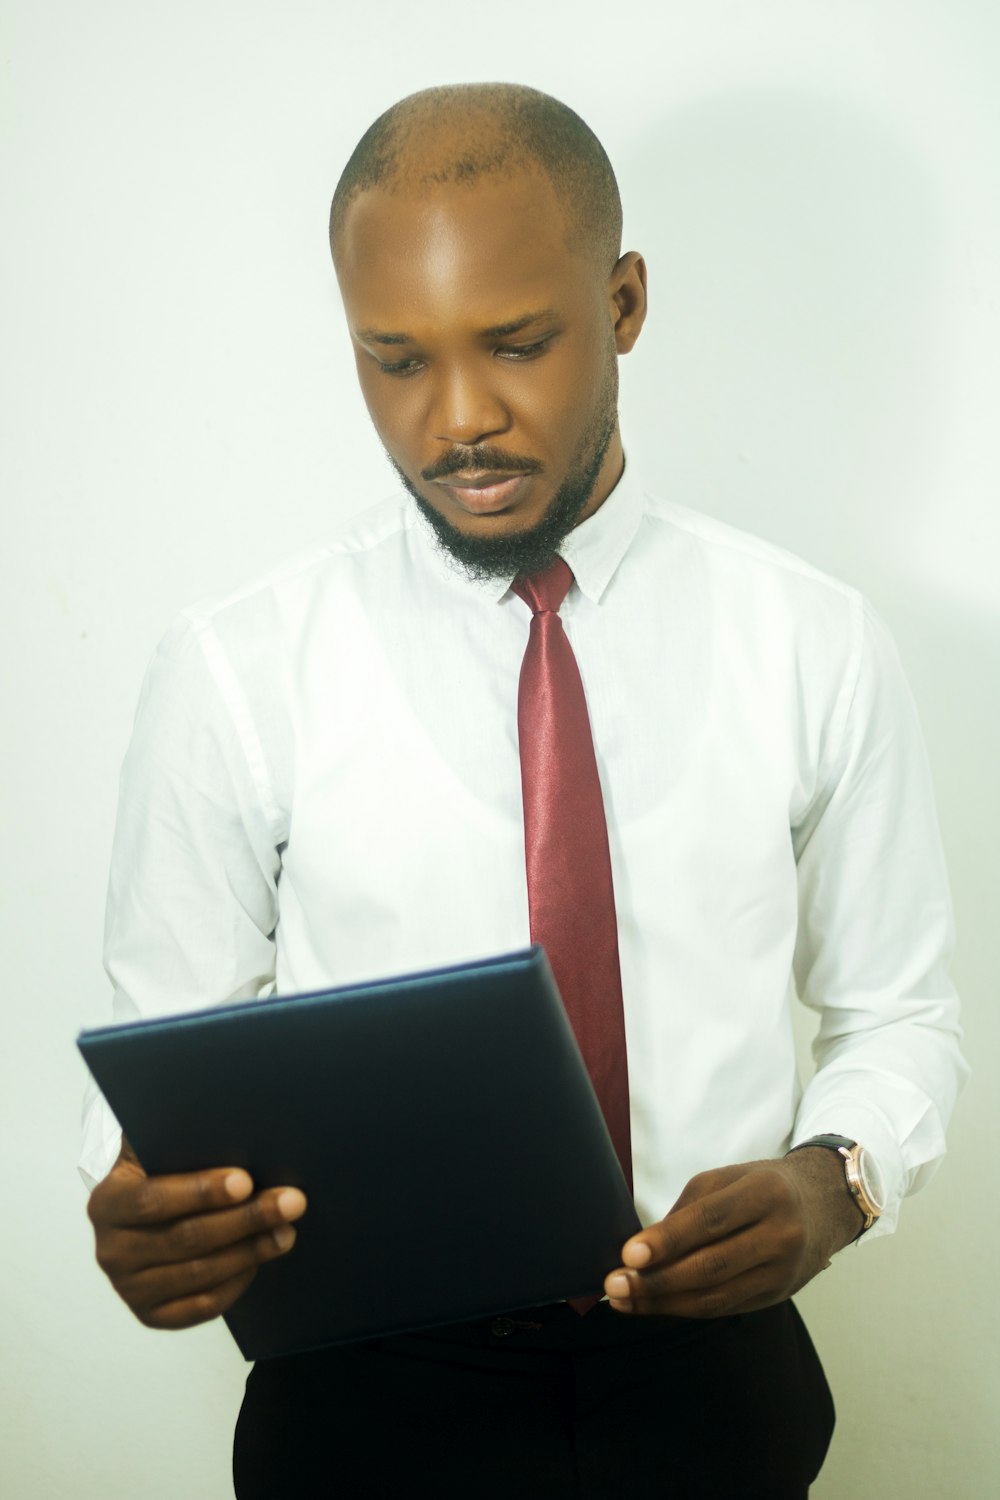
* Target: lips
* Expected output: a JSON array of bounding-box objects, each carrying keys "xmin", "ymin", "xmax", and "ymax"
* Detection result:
[{"xmin": 433, "ymin": 471, "xmax": 533, "ymax": 515}]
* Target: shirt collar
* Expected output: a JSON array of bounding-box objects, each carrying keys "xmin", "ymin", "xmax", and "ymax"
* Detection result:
[
  {"xmin": 411, "ymin": 454, "xmax": 644, "ymax": 606},
  {"xmin": 558, "ymin": 455, "xmax": 643, "ymax": 604}
]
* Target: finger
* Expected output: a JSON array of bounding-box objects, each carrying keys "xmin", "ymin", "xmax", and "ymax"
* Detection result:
[
  {"xmin": 142, "ymin": 1267, "xmax": 262, "ymax": 1331},
  {"xmin": 89, "ymin": 1162, "xmax": 257, "ymax": 1230},
  {"xmin": 608, "ymin": 1230, "xmax": 765, "ymax": 1306},
  {"xmin": 620, "ymin": 1176, "xmax": 765, "ymax": 1271},
  {"xmin": 98, "ymin": 1186, "xmax": 307, "ymax": 1277},
  {"xmin": 612, "ymin": 1262, "xmax": 784, "ymax": 1320},
  {"xmin": 120, "ymin": 1224, "xmax": 298, "ymax": 1320},
  {"xmin": 610, "ymin": 1226, "xmax": 765, "ymax": 1307}
]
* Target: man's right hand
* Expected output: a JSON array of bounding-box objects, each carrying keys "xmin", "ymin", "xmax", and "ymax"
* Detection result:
[{"xmin": 87, "ymin": 1139, "xmax": 307, "ymax": 1330}]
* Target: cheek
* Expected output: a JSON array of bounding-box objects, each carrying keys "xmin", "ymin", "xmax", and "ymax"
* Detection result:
[
  {"xmin": 525, "ymin": 350, "xmax": 615, "ymax": 457},
  {"xmin": 508, "ymin": 348, "xmax": 604, "ymax": 435},
  {"xmin": 578, "ymin": 323, "xmax": 618, "ymax": 406},
  {"xmin": 354, "ymin": 367, "xmax": 419, "ymax": 456}
]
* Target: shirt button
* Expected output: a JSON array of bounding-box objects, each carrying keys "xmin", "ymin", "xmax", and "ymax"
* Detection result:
[{"xmin": 490, "ymin": 1316, "xmax": 516, "ymax": 1339}]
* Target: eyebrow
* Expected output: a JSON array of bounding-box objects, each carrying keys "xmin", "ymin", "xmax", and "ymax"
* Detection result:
[{"xmin": 354, "ymin": 309, "xmax": 559, "ymax": 346}]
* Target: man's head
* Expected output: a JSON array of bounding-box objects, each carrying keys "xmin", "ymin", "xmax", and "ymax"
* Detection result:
[{"xmin": 331, "ymin": 83, "xmax": 646, "ymax": 580}]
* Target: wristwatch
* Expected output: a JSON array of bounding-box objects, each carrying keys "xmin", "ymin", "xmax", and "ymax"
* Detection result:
[{"xmin": 787, "ymin": 1134, "xmax": 886, "ymax": 1235}]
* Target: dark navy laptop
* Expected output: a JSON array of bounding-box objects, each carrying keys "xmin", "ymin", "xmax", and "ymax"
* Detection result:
[{"xmin": 78, "ymin": 945, "xmax": 640, "ymax": 1360}]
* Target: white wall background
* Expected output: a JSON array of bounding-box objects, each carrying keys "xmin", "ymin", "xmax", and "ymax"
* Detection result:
[{"xmin": 2, "ymin": 2, "xmax": 997, "ymax": 1494}]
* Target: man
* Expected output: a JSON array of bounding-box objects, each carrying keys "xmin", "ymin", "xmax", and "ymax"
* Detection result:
[{"xmin": 84, "ymin": 84, "xmax": 966, "ymax": 1497}]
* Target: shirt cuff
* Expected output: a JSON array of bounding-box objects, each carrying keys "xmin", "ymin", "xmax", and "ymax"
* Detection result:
[{"xmin": 79, "ymin": 1080, "xmax": 123, "ymax": 1191}]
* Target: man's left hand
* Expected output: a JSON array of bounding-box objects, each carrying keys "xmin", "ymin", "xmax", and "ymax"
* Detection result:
[{"xmin": 604, "ymin": 1149, "xmax": 865, "ymax": 1318}]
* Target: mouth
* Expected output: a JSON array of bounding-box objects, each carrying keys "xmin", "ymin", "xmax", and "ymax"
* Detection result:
[{"xmin": 432, "ymin": 471, "xmax": 533, "ymax": 515}]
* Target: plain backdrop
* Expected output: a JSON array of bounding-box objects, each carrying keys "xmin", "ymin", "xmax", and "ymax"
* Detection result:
[{"xmin": 2, "ymin": 2, "xmax": 998, "ymax": 1495}]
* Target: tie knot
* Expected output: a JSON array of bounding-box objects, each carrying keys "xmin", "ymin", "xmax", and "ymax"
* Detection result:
[{"xmin": 511, "ymin": 557, "xmax": 574, "ymax": 616}]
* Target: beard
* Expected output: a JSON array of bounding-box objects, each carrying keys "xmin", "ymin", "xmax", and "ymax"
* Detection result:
[{"xmin": 384, "ymin": 381, "xmax": 619, "ymax": 582}]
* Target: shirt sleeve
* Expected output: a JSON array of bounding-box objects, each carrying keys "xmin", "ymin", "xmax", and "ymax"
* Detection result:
[
  {"xmin": 79, "ymin": 612, "xmax": 284, "ymax": 1188},
  {"xmin": 789, "ymin": 598, "xmax": 968, "ymax": 1236}
]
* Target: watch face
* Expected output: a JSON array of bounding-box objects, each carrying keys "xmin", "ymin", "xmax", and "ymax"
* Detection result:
[{"xmin": 857, "ymin": 1148, "xmax": 887, "ymax": 1214}]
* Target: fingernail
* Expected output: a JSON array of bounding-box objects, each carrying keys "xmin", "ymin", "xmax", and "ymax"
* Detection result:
[
  {"xmin": 624, "ymin": 1241, "xmax": 652, "ymax": 1267},
  {"xmin": 276, "ymin": 1188, "xmax": 307, "ymax": 1220},
  {"xmin": 606, "ymin": 1274, "xmax": 630, "ymax": 1299},
  {"xmin": 272, "ymin": 1225, "xmax": 296, "ymax": 1252},
  {"xmin": 225, "ymin": 1170, "xmax": 253, "ymax": 1201}
]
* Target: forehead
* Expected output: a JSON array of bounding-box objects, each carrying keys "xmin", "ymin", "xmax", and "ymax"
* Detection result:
[{"xmin": 335, "ymin": 173, "xmax": 595, "ymax": 334}]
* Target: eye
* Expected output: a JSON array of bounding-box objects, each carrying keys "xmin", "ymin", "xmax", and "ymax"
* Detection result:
[
  {"xmin": 375, "ymin": 357, "xmax": 424, "ymax": 377},
  {"xmin": 495, "ymin": 336, "xmax": 555, "ymax": 362}
]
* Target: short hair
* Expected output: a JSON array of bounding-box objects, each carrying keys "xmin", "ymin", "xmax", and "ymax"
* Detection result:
[{"xmin": 329, "ymin": 83, "xmax": 622, "ymax": 274}]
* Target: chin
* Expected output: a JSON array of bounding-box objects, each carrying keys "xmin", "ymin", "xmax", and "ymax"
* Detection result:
[{"xmin": 442, "ymin": 504, "xmax": 547, "ymax": 537}]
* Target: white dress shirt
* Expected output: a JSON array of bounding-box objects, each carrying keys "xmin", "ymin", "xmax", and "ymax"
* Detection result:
[{"xmin": 81, "ymin": 463, "xmax": 967, "ymax": 1234}]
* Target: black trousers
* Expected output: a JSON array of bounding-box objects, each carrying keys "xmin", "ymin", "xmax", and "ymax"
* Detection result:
[{"xmin": 233, "ymin": 1299, "xmax": 834, "ymax": 1498}]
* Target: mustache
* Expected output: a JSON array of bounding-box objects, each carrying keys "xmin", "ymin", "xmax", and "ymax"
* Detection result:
[{"xmin": 420, "ymin": 447, "xmax": 544, "ymax": 483}]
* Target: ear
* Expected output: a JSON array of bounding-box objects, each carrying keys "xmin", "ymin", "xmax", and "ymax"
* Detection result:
[{"xmin": 609, "ymin": 251, "xmax": 647, "ymax": 354}]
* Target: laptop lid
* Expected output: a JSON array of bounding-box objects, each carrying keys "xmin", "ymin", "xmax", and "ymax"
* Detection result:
[{"xmin": 78, "ymin": 945, "xmax": 640, "ymax": 1360}]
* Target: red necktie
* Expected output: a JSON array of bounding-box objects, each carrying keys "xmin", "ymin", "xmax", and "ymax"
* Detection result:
[{"xmin": 512, "ymin": 559, "xmax": 633, "ymax": 1210}]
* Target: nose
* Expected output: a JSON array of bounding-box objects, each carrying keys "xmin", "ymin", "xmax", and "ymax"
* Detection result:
[{"xmin": 428, "ymin": 363, "xmax": 511, "ymax": 447}]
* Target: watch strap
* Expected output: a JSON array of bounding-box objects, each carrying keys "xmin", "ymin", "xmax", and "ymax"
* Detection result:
[{"xmin": 788, "ymin": 1134, "xmax": 855, "ymax": 1154}]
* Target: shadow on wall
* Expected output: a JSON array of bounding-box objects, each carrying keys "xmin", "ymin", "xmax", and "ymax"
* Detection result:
[{"xmin": 616, "ymin": 83, "xmax": 950, "ymax": 594}]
